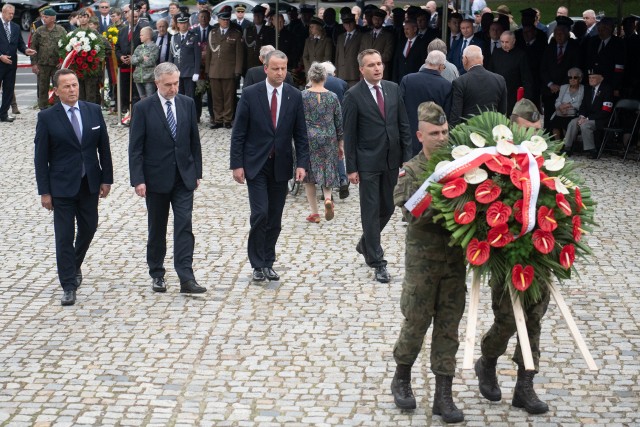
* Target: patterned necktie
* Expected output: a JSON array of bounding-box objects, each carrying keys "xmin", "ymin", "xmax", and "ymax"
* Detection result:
[
  {"xmin": 3, "ymin": 22, "xmax": 10, "ymax": 40},
  {"xmin": 374, "ymin": 85, "xmax": 385, "ymax": 119},
  {"xmin": 68, "ymin": 107, "xmax": 82, "ymax": 143},
  {"xmin": 166, "ymin": 100, "xmax": 176, "ymax": 140},
  {"xmin": 271, "ymin": 88, "xmax": 277, "ymax": 128}
]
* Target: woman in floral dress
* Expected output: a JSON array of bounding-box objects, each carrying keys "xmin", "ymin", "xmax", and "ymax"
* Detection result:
[{"xmin": 302, "ymin": 62, "xmax": 344, "ymax": 222}]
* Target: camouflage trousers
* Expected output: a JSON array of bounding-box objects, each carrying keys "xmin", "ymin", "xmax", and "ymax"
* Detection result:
[
  {"xmin": 36, "ymin": 65, "xmax": 57, "ymax": 110},
  {"xmin": 79, "ymin": 76, "xmax": 102, "ymax": 105},
  {"xmin": 393, "ymin": 257, "xmax": 466, "ymax": 376},
  {"xmin": 480, "ymin": 279, "xmax": 550, "ymax": 372}
]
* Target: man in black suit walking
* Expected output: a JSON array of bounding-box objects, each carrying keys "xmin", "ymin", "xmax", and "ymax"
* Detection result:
[
  {"xmin": 230, "ymin": 50, "xmax": 309, "ymax": 283},
  {"xmin": 34, "ymin": 69, "xmax": 113, "ymax": 306},
  {"xmin": 0, "ymin": 4, "xmax": 36, "ymax": 122},
  {"xmin": 129, "ymin": 62, "xmax": 206, "ymax": 294},
  {"xmin": 344, "ymin": 49, "xmax": 412, "ymax": 283}
]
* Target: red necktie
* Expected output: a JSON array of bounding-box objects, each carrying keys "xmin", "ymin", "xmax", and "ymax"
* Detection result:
[
  {"xmin": 557, "ymin": 45, "xmax": 564, "ymax": 64},
  {"xmin": 374, "ymin": 85, "xmax": 385, "ymax": 119},
  {"xmin": 271, "ymin": 88, "xmax": 277, "ymax": 128},
  {"xmin": 404, "ymin": 40, "xmax": 412, "ymax": 57}
]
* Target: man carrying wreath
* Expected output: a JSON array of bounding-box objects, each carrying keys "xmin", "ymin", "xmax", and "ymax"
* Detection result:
[{"xmin": 390, "ymin": 101, "xmax": 465, "ymax": 424}]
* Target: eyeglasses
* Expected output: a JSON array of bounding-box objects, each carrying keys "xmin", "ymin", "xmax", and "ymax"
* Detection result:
[
  {"xmin": 568, "ymin": 76, "xmax": 580, "ymax": 79},
  {"xmin": 100, "ymin": 6, "xmax": 110, "ymax": 8}
]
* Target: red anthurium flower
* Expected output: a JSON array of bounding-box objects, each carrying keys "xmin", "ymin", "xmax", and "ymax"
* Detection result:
[
  {"xmin": 556, "ymin": 193, "xmax": 572, "ymax": 216},
  {"xmin": 475, "ymin": 180, "xmax": 501, "ymax": 204},
  {"xmin": 537, "ymin": 206, "xmax": 558, "ymax": 232},
  {"xmin": 574, "ymin": 187, "xmax": 585, "ymax": 213},
  {"xmin": 572, "ymin": 216, "xmax": 583, "ymax": 242},
  {"xmin": 532, "ymin": 229, "xmax": 555, "ymax": 254},
  {"xmin": 485, "ymin": 155, "xmax": 513, "ymax": 175},
  {"xmin": 487, "ymin": 223, "xmax": 513, "ymax": 247},
  {"xmin": 513, "ymin": 153, "xmax": 529, "ymax": 170},
  {"xmin": 511, "ymin": 264, "xmax": 534, "ymax": 291},
  {"xmin": 441, "ymin": 177, "xmax": 468, "ymax": 199},
  {"xmin": 454, "ymin": 201, "xmax": 477, "ymax": 224},
  {"xmin": 466, "ymin": 239, "xmax": 490, "ymax": 265},
  {"xmin": 486, "ymin": 201, "xmax": 512, "ymax": 227},
  {"xmin": 560, "ymin": 244, "xmax": 576, "ymax": 269},
  {"xmin": 535, "ymin": 155, "xmax": 544, "ymax": 168},
  {"xmin": 510, "ymin": 168, "xmax": 529, "ymax": 190},
  {"xmin": 513, "ymin": 199, "xmax": 524, "ymax": 224},
  {"xmin": 539, "ymin": 171, "xmax": 556, "ymax": 190}
]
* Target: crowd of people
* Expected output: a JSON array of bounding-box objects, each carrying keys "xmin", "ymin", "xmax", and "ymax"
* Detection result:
[{"xmin": 6, "ymin": 0, "xmax": 638, "ymax": 424}]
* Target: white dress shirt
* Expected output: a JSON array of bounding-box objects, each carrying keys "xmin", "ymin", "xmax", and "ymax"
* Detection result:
[
  {"xmin": 62, "ymin": 102, "xmax": 83, "ymax": 135},
  {"xmin": 365, "ymin": 79, "xmax": 383, "ymax": 104},
  {"xmin": 158, "ymin": 92, "xmax": 177, "ymax": 125}
]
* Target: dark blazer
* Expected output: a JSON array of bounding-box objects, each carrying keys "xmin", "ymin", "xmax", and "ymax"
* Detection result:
[
  {"xmin": 448, "ymin": 35, "xmax": 485, "ymax": 74},
  {"xmin": 335, "ymin": 30, "xmax": 363, "ymax": 82},
  {"xmin": 0, "ymin": 19, "xmax": 27, "ymax": 65},
  {"xmin": 230, "ymin": 82, "xmax": 310, "ymax": 182},
  {"xmin": 115, "ymin": 22, "xmax": 150, "ymax": 66},
  {"xmin": 192, "ymin": 24, "xmax": 214, "ymax": 44},
  {"xmin": 392, "ymin": 36, "xmax": 427, "ymax": 83},
  {"xmin": 243, "ymin": 65, "xmax": 293, "ymax": 87},
  {"xmin": 34, "ymin": 101, "xmax": 113, "ymax": 197},
  {"xmin": 578, "ymin": 82, "xmax": 614, "ymax": 128},
  {"xmin": 154, "ymin": 31, "xmax": 172, "ymax": 64},
  {"xmin": 583, "ymin": 35, "xmax": 626, "ymax": 91},
  {"xmin": 324, "ymin": 75, "xmax": 348, "ymax": 104},
  {"xmin": 450, "ymin": 64, "xmax": 507, "ymax": 125},
  {"xmin": 540, "ymin": 39, "xmax": 581, "ymax": 89},
  {"xmin": 488, "ymin": 47, "xmax": 533, "ymax": 115},
  {"xmin": 169, "ymin": 31, "xmax": 201, "ymax": 77},
  {"xmin": 400, "ymin": 68, "xmax": 452, "ymax": 154},
  {"xmin": 129, "ymin": 93, "xmax": 202, "ymax": 193},
  {"xmin": 343, "ymin": 79, "xmax": 412, "ymax": 173}
]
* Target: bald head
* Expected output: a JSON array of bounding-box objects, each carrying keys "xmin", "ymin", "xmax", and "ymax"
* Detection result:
[{"xmin": 462, "ymin": 45, "xmax": 483, "ymax": 70}]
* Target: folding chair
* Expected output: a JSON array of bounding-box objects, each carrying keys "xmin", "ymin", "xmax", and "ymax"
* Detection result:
[{"xmin": 597, "ymin": 99, "xmax": 640, "ymax": 160}]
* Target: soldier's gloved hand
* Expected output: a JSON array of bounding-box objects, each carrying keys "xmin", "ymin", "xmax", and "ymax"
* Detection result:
[{"xmin": 192, "ymin": 74, "xmax": 199, "ymax": 82}]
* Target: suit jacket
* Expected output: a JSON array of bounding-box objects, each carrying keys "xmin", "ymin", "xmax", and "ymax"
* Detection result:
[
  {"xmin": 392, "ymin": 36, "xmax": 427, "ymax": 83},
  {"xmin": 192, "ymin": 25, "xmax": 214, "ymax": 45},
  {"xmin": 302, "ymin": 36, "xmax": 334, "ymax": 72},
  {"xmin": 232, "ymin": 19, "xmax": 251, "ymax": 31},
  {"xmin": 98, "ymin": 15, "xmax": 111, "ymax": 34},
  {"xmin": 230, "ymin": 82, "xmax": 310, "ymax": 182},
  {"xmin": 578, "ymin": 82, "xmax": 614, "ymax": 128},
  {"xmin": 169, "ymin": 31, "xmax": 201, "ymax": 77},
  {"xmin": 0, "ymin": 19, "xmax": 27, "ymax": 66},
  {"xmin": 129, "ymin": 93, "xmax": 202, "ymax": 193},
  {"xmin": 115, "ymin": 22, "xmax": 150, "ymax": 67},
  {"xmin": 324, "ymin": 75, "xmax": 348, "ymax": 104},
  {"xmin": 583, "ymin": 35, "xmax": 626, "ymax": 91},
  {"xmin": 448, "ymin": 35, "xmax": 485, "ymax": 75},
  {"xmin": 450, "ymin": 65, "xmax": 507, "ymax": 125},
  {"xmin": 34, "ymin": 101, "xmax": 113, "ymax": 198},
  {"xmin": 154, "ymin": 31, "xmax": 172, "ymax": 64},
  {"xmin": 487, "ymin": 48, "xmax": 533, "ymax": 115},
  {"xmin": 359, "ymin": 28, "xmax": 395, "ymax": 79},
  {"xmin": 400, "ymin": 68, "xmax": 452, "ymax": 154},
  {"xmin": 243, "ymin": 25, "xmax": 276, "ymax": 71},
  {"xmin": 540, "ymin": 39, "xmax": 581, "ymax": 90},
  {"xmin": 343, "ymin": 79, "xmax": 412, "ymax": 173},
  {"xmin": 243, "ymin": 65, "xmax": 293, "ymax": 87},
  {"xmin": 335, "ymin": 30, "xmax": 363, "ymax": 82}
]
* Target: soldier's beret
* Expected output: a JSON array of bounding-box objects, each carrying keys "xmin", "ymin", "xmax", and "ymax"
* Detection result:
[
  {"xmin": 512, "ymin": 99, "xmax": 541, "ymax": 123},
  {"xmin": 42, "ymin": 8, "xmax": 57, "ymax": 17},
  {"xmin": 234, "ymin": 4, "xmax": 246, "ymax": 12},
  {"xmin": 252, "ymin": 5, "xmax": 266, "ymax": 15},
  {"xmin": 496, "ymin": 5, "xmax": 511, "ymax": 16},
  {"xmin": 176, "ymin": 12, "xmax": 190, "ymax": 23}
]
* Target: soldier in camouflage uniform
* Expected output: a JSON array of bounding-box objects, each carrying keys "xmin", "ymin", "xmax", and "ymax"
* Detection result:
[
  {"xmin": 30, "ymin": 8, "xmax": 67, "ymax": 110},
  {"xmin": 74, "ymin": 10, "xmax": 107, "ymax": 104},
  {"xmin": 475, "ymin": 99, "xmax": 550, "ymax": 415},
  {"xmin": 391, "ymin": 102, "xmax": 465, "ymax": 424}
]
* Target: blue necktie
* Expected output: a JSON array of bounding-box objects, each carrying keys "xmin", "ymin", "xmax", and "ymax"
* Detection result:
[
  {"xmin": 166, "ymin": 100, "xmax": 176, "ymax": 140},
  {"xmin": 69, "ymin": 107, "xmax": 85, "ymax": 176}
]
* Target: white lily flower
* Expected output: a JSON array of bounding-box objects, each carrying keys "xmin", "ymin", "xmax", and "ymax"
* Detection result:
[
  {"xmin": 544, "ymin": 153, "xmax": 566, "ymax": 171},
  {"xmin": 452, "ymin": 145, "xmax": 472, "ymax": 159},
  {"xmin": 553, "ymin": 177, "xmax": 569, "ymax": 194},
  {"xmin": 435, "ymin": 160, "xmax": 451, "ymax": 171},
  {"xmin": 497, "ymin": 139, "xmax": 518, "ymax": 156},
  {"xmin": 464, "ymin": 167, "xmax": 488, "ymax": 184},
  {"xmin": 469, "ymin": 132, "xmax": 487, "ymax": 147},
  {"xmin": 77, "ymin": 31, "xmax": 86, "ymax": 37},
  {"xmin": 492, "ymin": 124, "xmax": 513, "ymax": 142},
  {"xmin": 521, "ymin": 136, "xmax": 548, "ymax": 156}
]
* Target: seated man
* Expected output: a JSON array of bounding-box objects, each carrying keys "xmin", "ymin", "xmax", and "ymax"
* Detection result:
[{"xmin": 561, "ymin": 67, "xmax": 613, "ymax": 159}]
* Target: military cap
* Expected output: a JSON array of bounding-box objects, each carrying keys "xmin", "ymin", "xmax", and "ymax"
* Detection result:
[
  {"xmin": 89, "ymin": 15, "xmax": 99, "ymax": 24},
  {"xmin": 520, "ymin": 8, "xmax": 536, "ymax": 18},
  {"xmin": 299, "ymin": 4, "xmax": 315, "ymax": 13},
  {"xmin": 511, "ymin": 99, "xmax": 541, "ymax": 123},
  {"xmin": 176, "ymin": 12, "xmax": 190, "ymax": 23},
  {"xmin": 342, "ymin": 13, "xmax": 356, "ymax": 23},
  {"xmin": 217, "ymin": 10, "xmax": 231, "ymax": 19},
  {"xmin": 373, "ymin": 8, "xmax": 387, "ymax": 19},
  {"xmin": 252, "ymin": 5, "xmax": 266, "ymax": 15},
  {"xmin": 42, "ymin": 8, "xmax": 57, "ymax": 17},
  {"xmin": 391, "ymin": 7, "xmax": 405, "ymax": 16},
  {"xmin": 496, "ymin": 5, "xmax": 511, "ymax": 15},
  {"xmin": 406, "ymin": 5, "xmax": 422, "ymax": 17},
  {"xmin": 234, "ymin": 4, "xmax": 245, "ymax": 12},
  {"xmin": 309, "ymin": 16, "xmax": 324, "ymax": 27},
  {"xmin": 417, "ymin": 101, "xmax": 447, "ymax": 125},
  {"xmin": 555, "ymin": 15, "xmax": 574, "ymax": 28},
  {"xmin": 588, "ymin": 65, "xmax": 604, "ymax": 76}
]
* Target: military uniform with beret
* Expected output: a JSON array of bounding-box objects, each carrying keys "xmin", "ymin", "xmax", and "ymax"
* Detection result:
[{"xmin": 30, "ymin": 9, "xmax": 67, "ymax": 110}]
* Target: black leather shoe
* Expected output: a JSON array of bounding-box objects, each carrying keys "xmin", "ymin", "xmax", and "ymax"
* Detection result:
[
  {"xmin": 224, "ymin": 122, "xmax": 232, "ymax": 129},
  {"xmin": 374, "ymin": 266, "xmax": 390, "ymax": 283},
  {"xmin": 0, "ymin": 115, "xmax": 15, "ymax": 123},
  {"xmin": 586, "ymin": 149, "xmax": 598, "ymax": 159},
  {"xmin": 209, "ymin": 122, "xmax": 223, "ymax": 129},
  {"xmin": 61, "ymin": 290, "xmax": 76, "ymax": 306},
  {"xmin": 180, "ymin": 279, "xmax": 207, "ymax": 294},
  {"xmin": 75, "ymin": 269, "xmax": 83, "ymax": 288},
  {"xmin": 152, "ymin": 277, "xmax": 167, "ymax": 293},
  {"xmin": 356, "ymin": 240, "xmax": 364, "ymax": 255},
  {"xmin": 262, "ymin": 267, "xmax": 280, "ymax": 281},
  {"xmin": 339, "ymin": 182, "xmax": 350, "ymax": 199},
  {"xmin": 252, "ymin": 268, "xmax": 266, "ymax": 281}
]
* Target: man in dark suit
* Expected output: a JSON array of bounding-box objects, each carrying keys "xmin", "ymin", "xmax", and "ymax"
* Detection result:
[
  {"xmin": 129, "ymin": 62, "xmax": 206, "ymax": 294},
  {"xmin": 400, "ymin": 50, "xmax": 452, "ymax": 155},
  {"xmin": 450, "ymin": 45, "xmax": 507, "ymax": 125},
  {"xmin": 244, "ymin": 45, "xmax": 294, "ymax": 87},
  {"xmin": 562, "ymin": 68, "xmax": 613, "ymax": 159},
  {"xmin": 154, "ymin": 18, "xmax": 172, "ymax": 64},
  {"xmin": 448, "ymin": 18, "xmax": 484, "ymax": 75},
  {"xmin": 344, "ymin": 49, "xmax": 412, "ymax": 283},
  {"xmin": 392, "ymin": 20, "xmax": 426, "ymax": 83},
  {"xmin": 115, "ymin": 8, "xmax": 149, "ymax": 112},
  {"xmin": 334, "ymin": 14, "xmax": 362, "ymax": 87},
  {"xmin": 34, "ymin": 69, "xmax": 113, "ymax": 306},
  {"xmin": 0, "ymin": 4, "xmax": 36, "ymax": 122},
  {"xmin": 583, "ymin": 18, "xmax": 626, "ymax": 97},
  {"xmin": 230, "ymin": 50, "xmax": 309, "ymax": 283}
]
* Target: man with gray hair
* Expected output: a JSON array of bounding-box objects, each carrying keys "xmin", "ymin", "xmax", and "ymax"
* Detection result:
[
  {"xmin": 400, "ymin": 50, "xmax": 452, "ymax": 155},
  {"xmin": 426, "ymin": 38, "xmax": 459, "ymax": 83},
  {"xmin": 243, "ymin": 45, "xmax": 293, "ymax": 87}
]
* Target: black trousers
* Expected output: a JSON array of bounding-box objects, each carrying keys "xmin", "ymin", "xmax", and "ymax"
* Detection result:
[
  {"xmin": 357, "ymin": 169, "xmax": 398, "ymax": 268},
  {"xmin": 119, "ymin": 70, "xmax": 139, "ymax": 113},
  {"xmin": 541, "ymin": 87, "xmax": 559, "ymax": 133},
  {"xmin": 246, "ymin": 157, "xmax": 288, "ymax": 269},
  {"xmin": 52, "ymin": 177, "xmax": 99, "ymax": 291},
  {"xmin": 194, "ymin": 85, "xmax": 213, "ymax": 122},
  {"xmin": 0, "ymin": 63, "xmax": 17, "ymax": 118},
  {"xmin": 179, "ymin": 77, "xmax": 194, "ymax": 99},
  {"xmin": 145, "ymin": 174, "xmax": 195, "ymax": 283}
]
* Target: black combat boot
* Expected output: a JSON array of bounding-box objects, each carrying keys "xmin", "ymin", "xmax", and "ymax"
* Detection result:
[
  {"xmin": 475, "ymin": 356, "xmax": 501, "ymax": 401},
  {"xmin": 391, "ymin": 364, "xmax": 416, "ymax": 409},
  {"xmin": 432, "ymin": 375, "xmax": 464, "ymax": 423},
  {"xmin": 512, "ymin": 368, "xmax": 549, "ymax": 414}
]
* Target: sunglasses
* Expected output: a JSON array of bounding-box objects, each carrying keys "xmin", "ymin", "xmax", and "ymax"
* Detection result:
[
  {"xmin": 100, "ymin": 6, "xmax": 110, "ymax": 8},
  {"xmin": 568, "ymin": 76, "xmax": 580, "ymax": 79}
]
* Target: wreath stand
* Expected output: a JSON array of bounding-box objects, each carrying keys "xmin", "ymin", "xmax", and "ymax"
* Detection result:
[{"xmin": 462, "ymin": 271, "xmax": 598, "ymax": 371}]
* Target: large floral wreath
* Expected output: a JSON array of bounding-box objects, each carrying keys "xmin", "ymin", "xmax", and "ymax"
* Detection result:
[
  {"xmin": 58, "ymin": 29, "xmax": 105, "ymax": 79},
  {"xmin": 404, "ymin": 112, "xmax": 596, "ymax": 306}
]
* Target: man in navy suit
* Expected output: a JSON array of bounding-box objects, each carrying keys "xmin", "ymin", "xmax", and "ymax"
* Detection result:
[
  {"xmin": 343, "ymin": 49, "xmax": 412, "ymax": 283},
  {"xmin": 129, "ymin": 62, "xmax": 206, "ymax": 294},
  {"xmin": 230, "ymin": 50, "xmax": 309, "ymax": 283},
  {"xmin": 34, "ymin": 69, "xmax": 113, "ymax": 306},
  {"xmin": 0, "ymin": 4, "xmax": 36, "ymax": 122},
  {"xmin": 448, "ymin": 18, "xmax": 484, "ymax": 75},
  {"xmin": 392, "ymin": 20, "xmax": 427, "ymax": 83}
]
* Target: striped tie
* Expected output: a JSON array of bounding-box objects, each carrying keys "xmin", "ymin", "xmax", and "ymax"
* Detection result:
[{"xmin": 166, "ymin": 100, "xmax": 176, "ymax": 140}]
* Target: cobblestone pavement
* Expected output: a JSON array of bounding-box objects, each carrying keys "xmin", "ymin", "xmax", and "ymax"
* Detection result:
[{"xmin": 0, "ymin": 108, "xmax": 638, "ymax": 426}]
